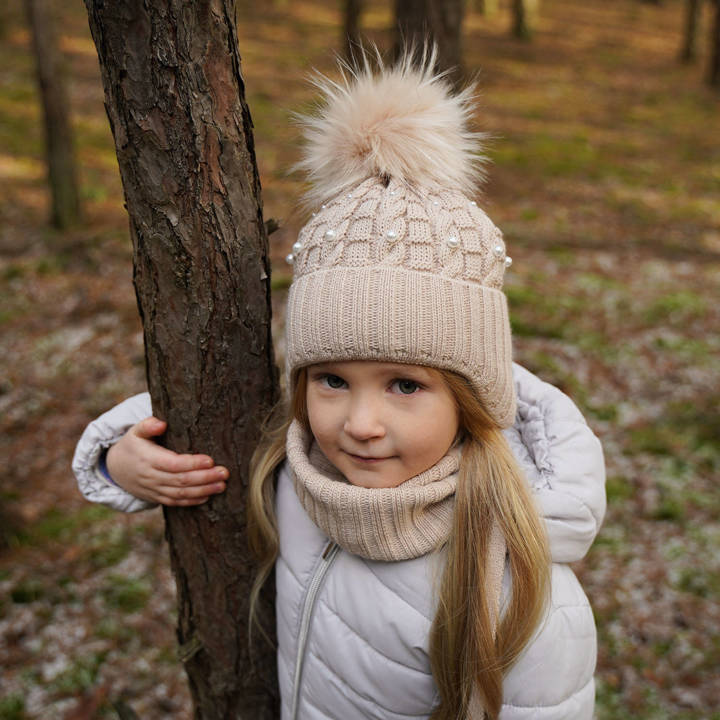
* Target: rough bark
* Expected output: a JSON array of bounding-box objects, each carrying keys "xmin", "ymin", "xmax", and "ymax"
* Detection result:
[
  {"xmin": 680, "ymin": 0, "xmax": 701, "ymax": 63},
  {"xmin": 512, "ymin": 0, "xmax": 539, "ymax": 41},
  {"xmin": 83, "ymin": 1, "xmax": 279, "ymax": 717},
  {"xmin": 343, "ymin": 0, "xmax": 363, "ymax": 61},
  {"xmin": 393, "ymin": 0, "xmax": 465, "ymax": 86},
  {"xmin": 710, "ymin": 0, "xmax": 720, "ymax": 86},
  {"xmin": 25, "ymin": 0, "xmax": 80, "ymax": 229}
]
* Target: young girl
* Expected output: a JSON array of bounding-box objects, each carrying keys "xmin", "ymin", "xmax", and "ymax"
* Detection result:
[{"xmin": 73, "ymin": 53, "xmax": 606, "ymax": 719}]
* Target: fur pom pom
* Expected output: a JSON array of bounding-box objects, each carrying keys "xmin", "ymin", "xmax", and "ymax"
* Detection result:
[{"xmin": 294, "ymin": 48, "xmax": 486, "ymax": 205}]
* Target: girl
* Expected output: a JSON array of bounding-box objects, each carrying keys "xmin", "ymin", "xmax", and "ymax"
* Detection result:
[{"xmin": 73, "ymin": 53, "xmax": 606, "ymax": 719}]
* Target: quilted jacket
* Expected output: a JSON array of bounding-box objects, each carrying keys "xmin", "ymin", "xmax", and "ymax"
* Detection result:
[{"xmin": 73, "ymin": 363, "xmax": 606, "ymax": 719}]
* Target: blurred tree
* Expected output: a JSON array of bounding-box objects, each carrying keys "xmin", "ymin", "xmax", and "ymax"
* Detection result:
[
  {"xmin": 680, "ymin": 0, "xmax": 702, "ymax": 62},
  {"xmin": 512, "ymin": 0, "xmax": 539, "ymax": 40},
  {"xmin": 343, "ymin": 0, "xmax": 364, "ymax": 61},
  {"xmin": 83, "ymin": 0, "xmax": 279, "ymax": 718},
  {"xmin": 474, "ymin": 0, "xmax": 499, "ymax": 17},
  {"xmin": 710, "ymin": 0, "xmax": 720, "ymax": 86},
  {"xmin": 393, "ymin": 0, "xmax": 465, "ymax": 85},
  {"xmin": 25, "ymin": 0, "xmax": 80, "ymax": 229}
]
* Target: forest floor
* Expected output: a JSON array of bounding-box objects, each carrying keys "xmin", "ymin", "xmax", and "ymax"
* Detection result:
[{"xmin": 1, "ymin": 0, "xmax": 719, "ymax": 718}]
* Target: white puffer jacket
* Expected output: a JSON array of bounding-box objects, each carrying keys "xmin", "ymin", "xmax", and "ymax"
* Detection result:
[{"xmin": 73, "ymin": 364, "xmax": 606, "ymax": 719}]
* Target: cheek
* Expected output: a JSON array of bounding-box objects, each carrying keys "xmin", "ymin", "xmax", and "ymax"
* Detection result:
[{"xmin": 407, "ymin": 401, "xmax": 459, "ymax": 458}]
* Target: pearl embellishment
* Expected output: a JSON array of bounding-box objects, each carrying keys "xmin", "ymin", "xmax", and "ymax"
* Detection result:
[
  {"xmin": 505, "ymin": 256, "xmax": 513, "ymax": 268},
  {"xmin": 433, "ymin": 200, "xmax": 440, "ymax": 206},
  {"xmin": 386, "ymin": 230, "xmax": 397, "ymax": 239},
  {"xmin": 292, "ymin": 241, "xmax": 303, "ymax": 253},
  {"xmin": 469, "ymin": 200, "xmax": 477, "ymax": 206},
  {"xmin": 493, "ymin": 245, "xmax": 504, "ymax": 259},
  {"xmin": 285, "ymin": 253, "xmax": 294, "ymax": 265},
  {"xmin": 447, "ymin": 236, "xmax": 459, "ymax": 248},
  {"xmin": 325, "ymin": 229, "xmax": 336, "ymax": 238}
]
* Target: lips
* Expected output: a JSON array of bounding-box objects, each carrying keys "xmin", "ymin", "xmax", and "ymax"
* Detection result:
[{"xmin": 344, "ymin": 451, "xmax": 391, "ymax": 464}]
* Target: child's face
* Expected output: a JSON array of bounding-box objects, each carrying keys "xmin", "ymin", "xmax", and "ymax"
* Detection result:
[{"xmin": 305, "ymin": 361, "xmax": 460, "ymax": 488}]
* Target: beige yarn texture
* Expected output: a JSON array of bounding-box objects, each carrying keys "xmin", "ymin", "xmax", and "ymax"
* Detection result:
[{"xmin": 286, "ymin": 174, "xmax": 516, "ymax": 427}]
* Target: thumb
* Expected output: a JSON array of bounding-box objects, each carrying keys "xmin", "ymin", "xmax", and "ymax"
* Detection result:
[{"xmin": 133, "ymin": 416, "xmax": 167, "ymax": 439}]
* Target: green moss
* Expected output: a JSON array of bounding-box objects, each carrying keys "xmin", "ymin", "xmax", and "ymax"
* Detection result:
[
  {"xmin": 102, "ymin": 576, "xmax": 150, "ymax": 613},
  {"xmin": 49, "ymin": 652, "xmax": 107, "ymax": 697},
  {"xmin": 606, "ymin": 475, "xmax": 633, "ymax": 504},
  {"xmin": 644, "ymin": 291, "xmax": 707, "ymax": 325},
  {"xmin": 0, "ymin": 694, "xmax": 26, "ymax": 720},
  {"xmin": 17, "ymin": 505, "xmax": 114, "ymax": 547}
]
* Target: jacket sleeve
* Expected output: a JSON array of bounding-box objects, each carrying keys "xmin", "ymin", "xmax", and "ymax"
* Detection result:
[
  {"xmin": 71, "ymin": 392, "xmax": 157, "ymax": 513},
  {"xmin": 504, "ymin": 363, "xmax": 606, "ymax": 563}
]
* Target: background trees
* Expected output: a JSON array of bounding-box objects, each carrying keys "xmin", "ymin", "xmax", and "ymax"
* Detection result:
[{"xmin": 1, "ymin": 1, "xmax": 719, "ymax": 718}]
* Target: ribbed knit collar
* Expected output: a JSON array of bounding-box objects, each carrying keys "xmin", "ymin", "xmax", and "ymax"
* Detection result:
[{"xmin": 286, "ymin": 419, "xmax": 460, "ymax": 562}]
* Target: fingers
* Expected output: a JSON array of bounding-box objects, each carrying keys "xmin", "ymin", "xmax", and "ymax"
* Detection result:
[
  {"xmin": 149, "ymin": 446, "xmax": 216, "ymax": 474},
  {"xmin": 156, "ymin": 480, "xmax": 226, "ymax": 505},
  {"xmin": 133, "ymin": 416, "xmax": 167, "ymax": 440},
  {"xmin": 151, "ymin": 465, "xmax": 229, "ymax": 488}
]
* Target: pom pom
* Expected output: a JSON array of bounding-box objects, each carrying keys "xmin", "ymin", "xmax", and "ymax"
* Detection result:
[{"xmin": 294, "ymin": 47, "xmax": 486, "ymax": 206}]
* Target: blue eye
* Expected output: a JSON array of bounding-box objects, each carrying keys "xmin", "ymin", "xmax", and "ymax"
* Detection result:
[
  {"xmin": 325, "ymin": 374, "xmax": 345, "ymax": 389},
  {"xmin": 395, "ymin": 379, "xmax": 419, "ymax": 395}
]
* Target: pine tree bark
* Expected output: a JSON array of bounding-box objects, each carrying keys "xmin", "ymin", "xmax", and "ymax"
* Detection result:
[
  {"xmin": 393, "ymin": 0, "xmax": 465, "ymax": 86},
  {"xmin": 710, "ymin": 0, "xmax": 720, "ymax": 86},
  {"xmin": 83, "ymin": 1, "xmax": 280, "ymax": 717},
  {"xmin": 25, "ymin": 0, "xmax": 80, "ymax": 229}
]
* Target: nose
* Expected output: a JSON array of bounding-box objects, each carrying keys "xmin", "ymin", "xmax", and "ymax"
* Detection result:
[{"xmin": 343, "ymin": 394, "xmax": 385, "ymax": 441}]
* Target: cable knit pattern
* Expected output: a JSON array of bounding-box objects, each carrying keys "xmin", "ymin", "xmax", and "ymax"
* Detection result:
[{"xmin": 286, "ymin": 174, "xmax": 516, "ymax": 428}]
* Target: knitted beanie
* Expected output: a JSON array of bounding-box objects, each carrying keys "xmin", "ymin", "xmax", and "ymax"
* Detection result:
[{"xmin": 285, "ymin": 52, "xmax": 516, "ymax": 428}]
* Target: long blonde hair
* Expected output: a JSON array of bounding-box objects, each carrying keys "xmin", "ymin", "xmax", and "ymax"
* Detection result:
[{"xmin": 247, "ymin": 367, "xmax": 550, "ymax": 718}]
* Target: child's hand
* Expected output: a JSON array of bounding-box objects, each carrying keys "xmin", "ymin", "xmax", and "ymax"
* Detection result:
[{"xmin": 105, "ymin": 417, "xmax": 229, "ymax": 506}]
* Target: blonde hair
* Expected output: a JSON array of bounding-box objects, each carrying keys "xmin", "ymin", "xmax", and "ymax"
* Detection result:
[{"xmin": 247, "ymin": 366, "xmax": 550, "ymax": 718}]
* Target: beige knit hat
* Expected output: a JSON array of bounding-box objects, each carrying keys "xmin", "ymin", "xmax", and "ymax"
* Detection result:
[{"xmin": 285, "ymin": 52, "xmax": 516, "ymax": 428}]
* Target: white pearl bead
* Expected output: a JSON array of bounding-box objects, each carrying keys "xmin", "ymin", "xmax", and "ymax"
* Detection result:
[
  {"xmin": 311, "ymin": 212, "xmax": 316, "ymax": 218},
  {"xmin": 447, "ymin": 236, "xmax": 459, "ymax": 248},
  {"xmin": 505, "ymin": 256, "xmax": 513, "ymax": 268},
  {"xmin": 493, "ymin": 245, "xmax": 504, "ymax": 259},
  {"xmin": 386, "ymin": 230, "xmax": 397, "ymax": 239},
  {"xmin": 325, "ymin": 229, "xmax": 336, "ymax": 238},
  {"xmin": 292, "ymin": 241, "xmax": 303, "ymax": 253},
  {"xmin": 433, "ymin": 200, "xmax": 440, "ymax": 206},
  {"xmin": 470, "ymin": 200, "xmax": 477, "ymax": 207},
  {"xmin": 285, "ymin": 253, "xmax": 294, "ymax": 265},
  {"xmin": 347, "ymin": 193, "xmax": 353, "ymax": 198},
  {"xmin": 389, "ymin": 190, "xmax": 396, "ymax": 197},
  {"xmin": 321, "ymin": 204, "xmax": 326, "ymax": 209}
]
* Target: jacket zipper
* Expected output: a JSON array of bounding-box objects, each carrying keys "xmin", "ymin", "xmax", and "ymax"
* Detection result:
[{"xmin": 290, "ymin": 541, "xmax": 340, "ymax": 720}]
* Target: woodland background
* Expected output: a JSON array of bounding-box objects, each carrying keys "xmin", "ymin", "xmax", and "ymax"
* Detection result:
[{"xmin": 1, "ymin": 0, "xmax": 719, "ymax": 718}]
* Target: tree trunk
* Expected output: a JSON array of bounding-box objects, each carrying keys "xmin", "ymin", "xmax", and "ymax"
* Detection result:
[
  {"xmin": 475, "ymin": 0, "xmax": 499, "ymax": 17},
  {"xmin": 680, "ymin": 0, "xmax": 702, "ymax": 62},
  {"xmin": 25, "ymin": 0, "xmax": 80, "ymax": 229},
  {"xmin": 710, "ymin": 0, "xmax": 720, "ymax": 86},
  {"xmin": 83, "ymin": 1, "xmax": 280, "ymax": 717},
  {"xmin": 512, "ymin": 0, "xmax": 539, "ymax": 41},
  {"xmin": 343, "ymin": 0, "xmax": 363, "ymax": 61},
  {"xmin": 393, "ymin": 0, "xmax": 465, "ymax": 86}
]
